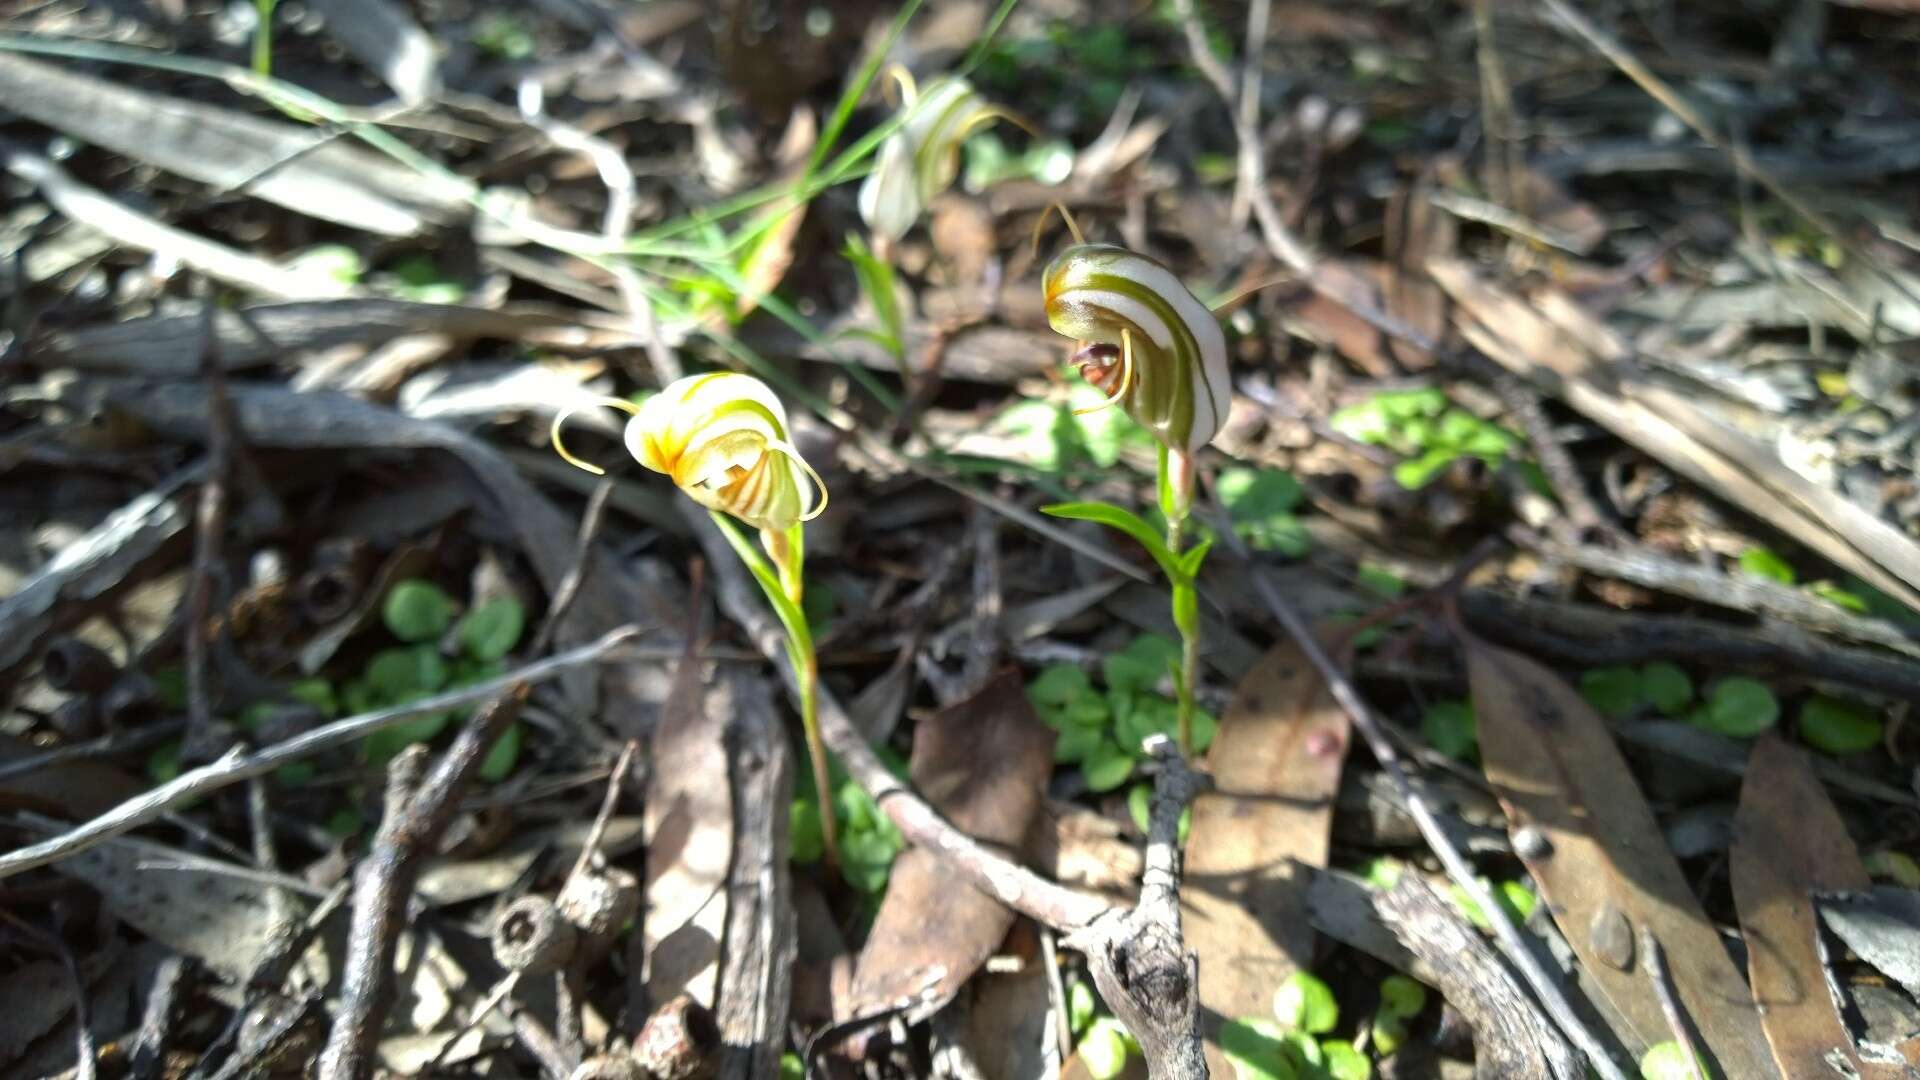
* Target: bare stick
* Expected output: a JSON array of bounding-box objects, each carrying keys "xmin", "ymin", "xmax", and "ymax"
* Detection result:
[
  {"xmin": 184, "ymin": 302, "xmax": 233, "ymax": 749},
  {"xmin": 1064, "ymin": 737, "xmax": 1210, "ymax": 1079},
  {"xmin": 316, "ymin": 688, "xmax": 528, "ymax": 1079},
  {"xmin": 0, "ymin": 627, "xmax": 641, "ymax": 881},
  {"xmin": 1640, "ymin": 926, "xmax": 1705, "ymax": 1080}
]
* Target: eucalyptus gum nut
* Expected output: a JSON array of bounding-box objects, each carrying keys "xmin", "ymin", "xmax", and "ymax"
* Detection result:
[
  {"xmin": 558, "ymin": 867, "xmax": 641, "ymax": 940},
  {"xmin": 492, "ymin": 895, "xmax": 576, "ymax": 976}
]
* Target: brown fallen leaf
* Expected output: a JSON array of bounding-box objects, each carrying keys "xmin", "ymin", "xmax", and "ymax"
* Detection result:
[
  {"xmin": 1180, "ymin": 636, "xmax": 1350, "ymax": 1076},
  {"xmin": 1731, "ymin": 735, "xmax": 1905, "ymax": 1079},
  {"xmin": 1464, "ymin": 635, "xmax": 1774, "ymax": 1078},
  {"xmin": 644, "ymin": 645, "xmax": 731, "ymax": 1008},
  {"xmin": 1382, "ymin": 181, "xmax": 1456, "ymax": 371},
  {"xmin": 847, "ymin": 669, "xmax": 1056, "ymax": 1019}
]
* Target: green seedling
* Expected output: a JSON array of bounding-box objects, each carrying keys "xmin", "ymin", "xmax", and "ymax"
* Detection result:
[
  {"xmin": 471, "ymin": 11, "xmax": 536, "ymax": 60},
  {"xmin": 1330, "ymin": 387, "xmax": 1525, "ymax": 490},
  {"xmin": 1864, "ymin": 851, "xmax": 1920, "ymax": 888},
  {"xmin": 1027, "ymin": 634, "xmax": 1217, "ymax": 793},
  {"xmin": 1450, "ymin": 877, "xmax": 1537, "ymax": 932},
  {"xmin": 1273, "ymin": 971, "xmax": 1339, "ymax": 1034},
  {"xmin": 1579, "ymin": 663, "xmax": 1693, "ymax": 719},
  {"xmin": 790, "ymin": 753, "xmax": 907, "ymax": 897},
  {"xmin": 1798, "ymin": 695, "xmax": 1882, "ymax": 755},
  {"xmin": 1690, "ymin": 677, "xmax": 1779, "ymax": 738},
  {"xmin": 1737, "ymin": 546, "xmax": 1795, "ymax": 585},
  {"xmin": 1420, "ymin": 700, "xmax": 1477, "ymax": 761},
  {"xmin": 1639, "ymin": 1040, "xmax": 1713, "ymax": 1080},
  {"xmin": 1216, "ymin": 466, "xmax": 1311, "ymax": 557},
  {"xmin": 1127, "ymin": 782, "xmax": 1191, "ymax": 843},
  {"xmin": 1376, "ymin": 975, "xmax": 1427, "ymax": 1020},
  {"xmin": 1079, "ymin": 1016, "xmax": 1135, "ymax": 1080},
  {"xmin": 383, "ymin": 579, "xmax": 455, "ymax": 643},
  {"xmin": 1321, "ymin": 1040, "xmax": 1372, "ymax": 1080},
  {"xmin": 1217, "ymin": 1017, "xmax": 1297, "ymax": 1080}
]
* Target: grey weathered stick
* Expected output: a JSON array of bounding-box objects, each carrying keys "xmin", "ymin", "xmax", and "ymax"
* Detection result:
[
  {"xmin": 1640, "ymin": 926, "xmax": 1705, "ymax": 1080},
  {"xmin": 1064, "ymin": 737, "xmax": 1210, "ymax": 1080},
  {"xmin": 1374, "ymin": 875, "xmax": 1584, "ymax": 1079},
  {"xmin": 0, "ymin": 627, "xmax": 641, "ymax": 880},
  {"xmin": 316, "ymin": 687, "xmax": 528, "ymax": 1079}
]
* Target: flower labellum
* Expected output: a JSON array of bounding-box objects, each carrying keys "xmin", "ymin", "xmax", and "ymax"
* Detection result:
[
  {"xmin": 1044, "ymin": 243, "xmax": 1231, "ymax": 454},
  {"xmin": 858, "ymin": 70, "xmax": 1005, "ymax": 243},
  {"xmin": 552, "ymin": 372, "xmax": 827, "ymax": 534}
]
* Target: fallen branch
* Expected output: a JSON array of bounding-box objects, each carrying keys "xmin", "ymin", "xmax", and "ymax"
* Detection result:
[
  {"xmin": 316, "ymin": 687, "xmax": 528, "ymax": 1079},
  {"xmin": 0, "ymin": 626, "xmax": 642, "ymax": 880}
]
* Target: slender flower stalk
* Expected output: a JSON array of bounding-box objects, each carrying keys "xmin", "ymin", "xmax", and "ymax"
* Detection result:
[
  {"xmin": 1041, "ymin": 237, "xmax": 1230, "ymax": 755},
  {"xmin": 552, "ymin": 373, "xmax": 840, "ymax": 863}
]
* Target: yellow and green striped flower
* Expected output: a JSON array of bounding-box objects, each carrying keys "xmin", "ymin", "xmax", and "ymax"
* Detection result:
[
  {"xmin": 858, "ymin": 70, "xmax": 1008, "ymax": 243},
  {"xmin": 1044, "ymin": 244, "xmax": 1231, "ymax": 454},
  {"xmin": 552, "ymin": 372, "xmax": 827, "ymax": 533}
]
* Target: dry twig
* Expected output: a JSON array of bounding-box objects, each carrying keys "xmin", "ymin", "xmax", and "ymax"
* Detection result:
[{"xmin": 0, "ymin": 627, "xmax": 641, "ymax": 880}]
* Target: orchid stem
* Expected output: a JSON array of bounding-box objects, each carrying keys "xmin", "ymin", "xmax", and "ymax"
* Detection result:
[
  {"xmin": 714, "ymin": 514, "xmax": 840, "ymax": 866},
  {"xmin": 1158, "ymin": 446, "xmax": 1201, "ymax": 757}
]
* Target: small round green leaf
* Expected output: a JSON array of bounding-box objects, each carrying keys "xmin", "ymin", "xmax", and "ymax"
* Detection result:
[
  {"xmin": 1639, "ymin": 663, "xmax": 1693, "ymax": 715},
  {"xmin": 366, "ymin": 646, "xmax": 448, "ymax": 700},
  {"xmin": 1272, "ymin": 971, "xmax": 1338, "ymax": 1034},
  {"xmin": 478, "ymin": 721, "xmax": 523, "ymax": 781},
  {"xmin": 457, "ymin": 598, "xmax": 526, "ymax": 661},
  {"xmin": 1864, "ymin": 850, "xmax": 1920, "ymax": 888},
  {"xmin": 1081, "ymin": 741, "xmax": 1136, "ymax": 793},
  {"xmin": 1029, "ymin": 664, "xmax": 1096, "ymax": 711},
  {"xmin": 1217, "ymin": 1017, "xmax": 1298, "ymax": 1080},
  {"xmin": 1377, "ymin": 975, "xmax": 1427, "ymax": 1020},
  {"xmin": 1068, "ymin": 980, "xmax": 1097, "ymax": 1036},
  {"xmin": 383, "ymin": 579, "xmax": 455, "ymax": 642},
  {"xmin": 1798, "ymin": 695, "xmax": 1882, "ymax": 755},
  {"xmin": 1321, "ymin": 1039, "xmax": 1372, "ymax": 1080},
  {"xmin": 1697, "ymin": 677, "xmax": 1779, "ymax": 737},
  {"xmin": 1421, "ymin": 701, "xmax": 1477, "ymax": 760},
  {"xmin": 1055, "ymin": 724, "xmax": 1104, "ymax": 764},
  {"xmin": 1579, "ymin": 666, "xmax": 1642, "ymax": 719},
  {"xmin": 789, "ymin": 799, "xmax": 824, "ymax": 865},
  {"xmin": 1080, "ymin": 1018, "xmax": 1133, "ymax": 1080},
  {"xmin": 1129, "ymin": 782, "xmax": 1153, "ymax": 834},
  {"xmin": 839, "ymin": 829, "xmax": 899, "ymax": 895},
  {"xmin": 1639, "ymin": 1040, "xmax": 1713, "ymax": 1080},
  {"xmin": 1738, "ymin": 546, "xmax": 1795, "ymax": 585},
  {"xmin": 1369, "ymin": 1013, "xmax": 1407, "ymax": 1057},
  {"xmin": 1103, "ymin": 635, "xmax": 1181, "ymax": 696}
]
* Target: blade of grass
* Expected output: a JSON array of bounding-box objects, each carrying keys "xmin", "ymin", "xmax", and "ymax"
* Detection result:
[{"xmin": 807, "ymin": 0, "xmax": 926, "ymax": 176}]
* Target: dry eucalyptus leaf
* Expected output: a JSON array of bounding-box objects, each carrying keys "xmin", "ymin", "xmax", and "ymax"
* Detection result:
[
  {"xmin": 1730, "ymin": 735, "xmax": 1899, "ymax": 1078},
  {"xmin": 1181, "ymin": 635, "xmax": 1349, "ymax": 1077},
  {"xmin": 1465, "ymin": 636, "xmax": 1773, "ymax": 1077}
]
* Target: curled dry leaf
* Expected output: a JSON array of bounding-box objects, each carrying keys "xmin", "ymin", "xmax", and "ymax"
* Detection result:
[
  {"xmin": 1730, "ymin": 735, "xmax": 1906, "ymax": 1079},
  {"xmin": 1179, "ymin": 635, "xmax": 1349, "ymax": 1076},
  {"xmin": 1464, "ymin": 635, "xmax": 1774, "ymax": 1078}
]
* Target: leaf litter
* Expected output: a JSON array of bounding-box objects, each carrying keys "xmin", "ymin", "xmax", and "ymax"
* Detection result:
[{"xmin": 5, "ymin": 0, "xmax": 1920, "ymax": 1076}]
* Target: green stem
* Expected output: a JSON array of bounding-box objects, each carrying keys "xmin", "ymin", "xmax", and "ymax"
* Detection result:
[
  {"xmin": 252, "ymin": 0, "xmax": 276, "ymax": 76},
  {"xmin": 1158, "ymin": 446, "xmax": 1202, "ymax": 756},
  {"xmin": 712, "ymin": 513, "xmax": 840, "ymax": 867}
]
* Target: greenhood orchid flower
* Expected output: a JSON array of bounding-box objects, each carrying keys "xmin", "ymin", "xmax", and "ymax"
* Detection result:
[
  {"xmin": 551, "ymin": 371, "xmax": 840, "ymax": 862},
  {"xmin": 1040, "ymin": 235, "xmax": 1231, "ymax": 755},
  {"xmin": 1044, "ymin": 243, "xmax": 1232, "ymax": 457},
  {"xmin": 858, "ymin": 69, "xmax": 1010, "ymax": 244},
  {"xmin": 553, "ymin": 372, "xmax": 827, "ymax": 539}
]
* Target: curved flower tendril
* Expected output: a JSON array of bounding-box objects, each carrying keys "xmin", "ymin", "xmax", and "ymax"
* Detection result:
[
  {"xmin": 858, "ymin": 67, "xmax": 1020, "ymax": 244},
  {"xmin": 551, "ymin": 373, "xmax": 829, "ymax": 533},
  {"xmin": 1043, "ymin": 244, "xmax": 1231, "ymax": 454}
]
